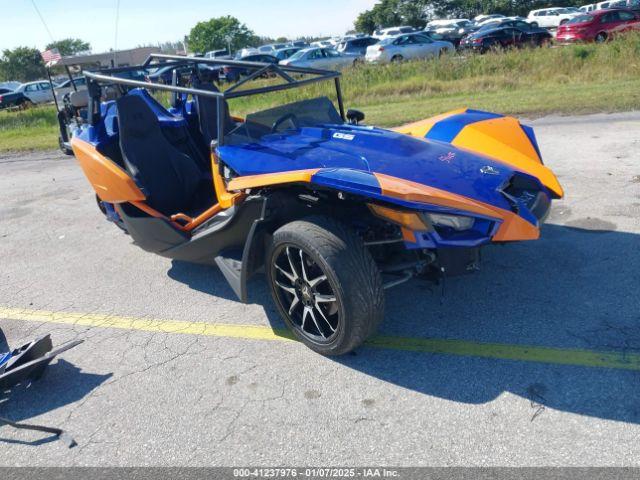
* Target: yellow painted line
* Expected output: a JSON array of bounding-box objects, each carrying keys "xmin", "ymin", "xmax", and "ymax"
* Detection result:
[{"xmin": 2, "ymin": 306, "xmax": 639, "ymax": 371}]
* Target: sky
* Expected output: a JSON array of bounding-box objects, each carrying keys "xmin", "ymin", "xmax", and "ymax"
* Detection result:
[{"xmin": 0, "ymin": 0, "xmax": 379, "ymax": 53}]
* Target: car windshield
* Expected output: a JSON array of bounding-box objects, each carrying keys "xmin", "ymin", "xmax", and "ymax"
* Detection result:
[
  {"xmin": 288, "ymin": 49, "xmax": 308, "ymax": 61},
  {"xmin": 379, "ymin": 37, "xmax": 396, "ymax": 46},
  {"xmin": 568, "ymin": 14, "xmax": 593, "ymax": 23},
  {"xmin": 226, "ymin": 97, "xmax": 343, "ymax": 145}
]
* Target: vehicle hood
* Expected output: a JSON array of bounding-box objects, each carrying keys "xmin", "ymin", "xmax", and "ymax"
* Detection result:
[{"xmin": 218, "ymin": 125, "xmax": 526, "ymax": 212}]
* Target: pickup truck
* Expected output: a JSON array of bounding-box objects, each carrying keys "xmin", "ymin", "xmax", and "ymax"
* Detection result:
[
  {"xmin": 0, "ymin": 88, "xmax": 29, "ymax": 109},
  {"xmin": 0, "ymin": 80, "xmax": 55, "ymax": 109}
]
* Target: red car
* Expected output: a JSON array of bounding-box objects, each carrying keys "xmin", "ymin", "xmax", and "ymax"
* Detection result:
[{"xmin": 556, "ymin": 8, "xmax": 640, "ymax": 43}]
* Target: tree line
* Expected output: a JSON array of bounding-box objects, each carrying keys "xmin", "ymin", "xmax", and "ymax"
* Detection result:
[
  {"xmin": 0, "ymin": 38, "xmax": 90, "ymax": 83},
  {"xmin": 354, "ymin": 0, "xmax": 585, "ymax": 33}
]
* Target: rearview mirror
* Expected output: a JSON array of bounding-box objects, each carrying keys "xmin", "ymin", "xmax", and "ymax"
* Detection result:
[{"xmin": 347, "ymin": 109, "xmax": 365, "ymax": 125}]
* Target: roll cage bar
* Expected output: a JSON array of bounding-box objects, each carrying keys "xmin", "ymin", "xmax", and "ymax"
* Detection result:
[{"xmin": 82, "ymin": 53, "xmax": 347, "ymax": 146}]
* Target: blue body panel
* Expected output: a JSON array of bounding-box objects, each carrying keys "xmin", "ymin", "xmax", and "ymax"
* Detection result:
[
  {"xmin": 75, "ymin": 92, "xmax": 548, "ymax": 250},
  {"xmin": 218, "ymin": 125, "xmax": 518, "ymax": 213}
]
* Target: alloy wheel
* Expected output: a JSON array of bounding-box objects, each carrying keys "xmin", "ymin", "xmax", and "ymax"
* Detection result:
[{"xmin": 271, "ymin": 245, "xmax": 341, "ymax": 344}]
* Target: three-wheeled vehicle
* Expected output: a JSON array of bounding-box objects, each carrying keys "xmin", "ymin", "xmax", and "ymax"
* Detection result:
[{"xmin": 67, "ymin": 54, "xmax": 563, "ymax": 355}]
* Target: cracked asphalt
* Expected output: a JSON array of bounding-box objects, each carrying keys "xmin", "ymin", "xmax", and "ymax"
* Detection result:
[{"xmin": 0, "ymin": 112, "xmax": 639, "ymax": 466}]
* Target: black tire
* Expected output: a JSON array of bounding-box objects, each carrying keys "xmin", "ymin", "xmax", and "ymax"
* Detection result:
[
  {"xmin": 266, "ymin": 216, "xmax": 384, "ymax": 356},
  {"xmin": 58, "ymin": 135, "xmax": 74, "ymax": 156},
  {"xmin": 560, "ymin": 19, "xmax": 569, "ymax": 25},
  {"xmin": 390, "ymin": 55, "xmax": 404, "ymax": 63},
  {"xmin": 530, "ymin": 22, "xmax": 539, "ymax": 28},
  {"xmin": 595, "ymin": 32, "xmax": 607, "ymax": 43},
  {"xmin": 19, "ymin": 99, "xmax": 33, "ymax": 110}
]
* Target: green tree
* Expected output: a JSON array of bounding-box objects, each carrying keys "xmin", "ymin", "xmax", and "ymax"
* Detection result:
[
  {"xmin": 45, "ymin": 38, "xmax": 91, "ymax": 57},
  {"xmin": 354, "ymin": 0, "xmax": 430, "ymax": 33},
  {"xmin": 188, "ymin": 16, "xmax": 257, "ymax": 54},
  {"xmin": 0, "ymin": 47, "xmax": 46, "ymax": 82}
]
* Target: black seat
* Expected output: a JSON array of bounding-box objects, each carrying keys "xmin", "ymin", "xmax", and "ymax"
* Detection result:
[
  {"xmin": 193, "ymin": 82, "xmax": 234, "ymax": 147},
  {"xmin": 117, "ymin": 94, "xmax": 213, "ymax": 217}
]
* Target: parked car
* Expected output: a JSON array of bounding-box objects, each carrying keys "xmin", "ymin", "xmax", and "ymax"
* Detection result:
[
  {"xmin": 528, "ymin": 8, "xmax": 581, "ymax": 28},
  {"xmin": 55, "ymin": 77, "xmax": 87, "ymax": 97},
  {"xmin": 460, "ymin": 26, "xmax": 553, "ymax": 53},
  {"xmin": 373, "ymin": 26, "xmax": 417, "ymax": 39},
  {"xmin": 556, "ymin": 8, "xmax": 640, "ymax": 42},
  {"xmin": 366, "ymin": 32, "xmax": 454, "ymax": 63},
  {"xmin": 580, "ymin": 3, "xmax": 597, "ymax": 11},
  {"xmin": 427, "ymin": 18, "xmax": 471, "ymax": 31},
  {"xmin": 287, "ymin": 40, "xmax": 309, "ymax": 48},
  {"xmin": 0, "ymin": 81, "xmax": 21, "ymax": 91},
  {"xmin": 0, "ymin": 81, "xmax": 54, "ymax": 109},
  {"xmin": 234, "ymin": 48, "xmax": 260, "ymax": 58},
  {"xmin": 280, "ymin": 48, "xmax": 358, "ymax": 69},
  {"xmin": 146, "ymin": 64, "xmax": 220, "ymax": 84},
  {"xmin": 596, "ymin": 0, "xmax": 627, "ymax": 8},
  {"xmin": 223, "ymin": 54, "xmax": 279, "ymax": 82},
  {"xmin": 336, "ymin": 36, "xmax": 379, "ymax": 56},
  {"xmin": 204, "ymin": 49, "xmax": 229, "ymax": 59},
  {"xmin": 273, "ymin": 47, "xmax": 302, "ymax": 61},
  {"xmin": 17, "ymin": 81, "xmax": 55, "ymax": 104},
  {"xmin": 474, "ymin": 14, "xmax": 506, "ymax": 24},
  {"xmin": 258, "ymin": 43, "xmax": 288, "ymax": 54},
  {"xmin": 477, "ymin": 18, "xmax": 539, "ymax": 32},
  {"xmin": 311, "ymin": 40, "xmax": 334, "ymax": 48}
]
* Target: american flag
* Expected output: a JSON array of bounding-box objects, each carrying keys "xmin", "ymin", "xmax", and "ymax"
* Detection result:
[{"xmin": 41, "ymin": 48, "xmax": 62, "ymax": 66}]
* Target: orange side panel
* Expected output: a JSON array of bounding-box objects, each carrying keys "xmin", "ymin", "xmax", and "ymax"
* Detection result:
[
  {"xmin": 227, "ymin": 169, "xmax": 321, "ymax": 191},
  {"xmin": 401, "ymin": 228, "xmax": 417, "ymax": 244},
  {"xmin": 452, "ymin": 117, "xmax": 564, "ymax": 198},
  {"xmin": 375, "ymin": 173, "xmax": 539, "ymax": 242},
  {"xmin": 211, "ymin": 152, "xmax": 245, "ymax": 209},
  {"xmin": 375, "ymin": 173, "xmax": 499, "ymax": 219},
  {"xmin": 71, "ymin": 138, "xmax": 145, "ymax": 203}
]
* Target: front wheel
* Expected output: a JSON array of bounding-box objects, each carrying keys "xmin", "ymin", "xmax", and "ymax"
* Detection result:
[
  {"xmin": 595, "ymin": 32, "xmax": 607, "ymax": 43},
  {"xmin": 266, "ymin": 216, "xmax": 384, "ymax": 356}
]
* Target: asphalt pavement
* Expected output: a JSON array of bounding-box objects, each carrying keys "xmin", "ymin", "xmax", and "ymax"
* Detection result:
[{"xmin": 0, "ymin": 112, "xmax": 639, "ymax": 466}]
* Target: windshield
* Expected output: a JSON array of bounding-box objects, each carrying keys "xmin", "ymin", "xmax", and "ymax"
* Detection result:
[
  {"xmin": 568, "ymin": 14, "xmax": 593, "ymax": 23},
  {"xmin": 226, "ymin": 97, "xmax": 343, "ymax": 145},
  {"xmin": 288, "ymin": 49, "xmax": 308, "ymax": 61}
]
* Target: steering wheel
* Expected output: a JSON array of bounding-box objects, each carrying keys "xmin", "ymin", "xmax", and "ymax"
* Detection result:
[{"xmin": 271, "ymin": 113, "xmax": 300, "ymax": 133}]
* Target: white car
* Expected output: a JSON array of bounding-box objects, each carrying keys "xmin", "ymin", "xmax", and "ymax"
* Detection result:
[
  {"xmin": 596, "ymin": 0, "xmax": 628, "ymax": 8},
  {"xmin": 473, "ymin": 14, "xmax": 506, "ymax": 24},
  {"xmin": 365, "ymin": 32, "xmax": 454, "ymax": 64},
  {"xmin": 427, "ymin": 18, "xmax": 470, "ymax": 28},
  {"xmin": 373, "ymin": 26, "xmax": 417, "ymax": 40},
  {"xmin": 279, "ymin": 48, "xmax": 358, "ymax": 70},
  {"xmin": 527, "ymin": 8, "xmax": 581, "ymax": 28},
  {"xmin": 580, "ymin": 3, "xmax": 597, "ymax": 11},
  {"xmin": 311, "ymin": 40, "xmax": 334, "ymax": 48},
  {"xmin": 427, "ymin": 19, "xmax": 473, "ymax": 34},
  {"xmin": 54, "ymin": 77, "xmax": 87, "ymax": 98},
  {"xmin": 14, "ymin": 80, "xmax": 55, "ymax": 104}
]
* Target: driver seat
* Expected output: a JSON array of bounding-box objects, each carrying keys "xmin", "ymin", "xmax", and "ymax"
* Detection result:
[
  {"xmin": 193, "ymin": 82, "xmax": 234, "ymax": 147},
  {"xmin": 117, "ymin": 94, "xmax": 213, "ymax": 217}
]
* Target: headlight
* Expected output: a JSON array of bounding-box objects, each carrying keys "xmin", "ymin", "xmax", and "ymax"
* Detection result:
[{"xmin": 426, "ymin": 213, "xmax": 475, "ymax": 231}]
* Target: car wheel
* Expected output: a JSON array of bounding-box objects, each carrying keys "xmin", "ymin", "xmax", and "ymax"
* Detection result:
[
  {"xmin": 560, "ymin": 19, "xmax": 569, "ymax": 25},
  {"xmin": 19, "ymin": 99, "xmax": 34, "ymax": 110},
  {"xmin": 58, "ymin": 135, "xmax": 74, "ymax": 156},
  {"xmin": 266, "ymin": 216, "xmax": 384, "ymax": 356},
  {"xmin": 595, "ymin": 32, "xmax": 607, "ymax": 43},
  {"xmin": 530, "ymin": 22, "xmax": 539, "ymax": 28},
  {"xmin": 390, "ymin": 54, "xmax": 404, "ymax": 63}
]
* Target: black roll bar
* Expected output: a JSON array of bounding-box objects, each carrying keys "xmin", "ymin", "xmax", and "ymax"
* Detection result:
[{"xmin": 83, "ymin": 52, "xmax": 347, "ymax": 145}]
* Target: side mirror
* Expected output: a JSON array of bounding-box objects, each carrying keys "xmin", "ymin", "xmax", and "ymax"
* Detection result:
[{"xmin": 346, "ymin": 109, "xmax": 365, "ymax": 125}]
